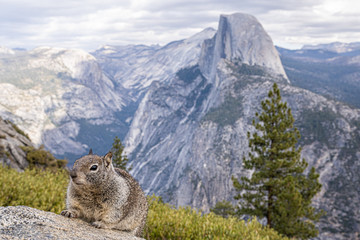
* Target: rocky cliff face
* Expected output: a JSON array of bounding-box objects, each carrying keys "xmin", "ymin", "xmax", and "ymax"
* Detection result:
[
  {"xmin": 125, "ymin": 13, "xmax": 290, "ymax": 209},
  {"xmin": 0, "ymin": 47, "xmax": 128, "ymax": 156},
  {"xmin": 124, "ymin": 13, "xmax": 360, "ymax": 240},
  {"xmin": 199, "ymin": 13, "xmax": 287, "ymax": 80},
  {"xmin": 0, "ymin": 117, "xmax": 32, "ymax": 171}
]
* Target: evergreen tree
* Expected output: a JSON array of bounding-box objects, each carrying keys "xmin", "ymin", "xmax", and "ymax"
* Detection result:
[
  {"xmin": 232, "ymin": 83, "xmax": 324, "ymax": 239},
  {"xmin": 210, "ymin": 200, "xmax": 236, "ymax": 219},
  {"xmin": 111, "ymin": 136, "xmax": 132, "ymax": 171}
]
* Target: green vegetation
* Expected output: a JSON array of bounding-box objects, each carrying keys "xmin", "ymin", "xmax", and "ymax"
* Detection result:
[
  {"xmin": 0, "ymin": 164, "xmax": 288, "ymax": 240},
  {"xmin": 228, "ymin": 61, "xmax": 267, "ymax": 77},
  {"xmin": 20, "ymin": 145, "xmax": 67, "ymax": 170},
  {"xmin": 0, "ymin": 145, "xmax": 6, "ymax": 158},
  {"xmin": 210, "ymin": 200, "xmax": 236, "ymax": 219},
  {"xmin": 0, "ymin": 165, "xmax": 68, "ymax": 214},
  {"xmin": 111, "ymin": 136, "xmax": 132, "ymax": 171},
  {"xmin": 296, "ymin": 109, "xmax": 337, "ymax": 146},
  {"xmin": 145, "ymin": 196, "xmax": 288, "ymax": 240},
  {"xmin": 227, "ymin": 61, "xmax": 268, "ymax": 91},
  {"xmin": 0, "ymin": 119, "xmax": 290, "ymax": 239},
  {"xmin": 5, "ymin": 120, "xmax": 30, "ymax": 140},
  {"xmin": 202, "ymin": 95, "xmax": 243, "ymax": 126},
  {"xmin": 232, "ymin": 83, "xmax": 324, "ymax": 239},
  {"xmin": 176, "ymin": 65, "xmax": 203, "ymax": 84}
]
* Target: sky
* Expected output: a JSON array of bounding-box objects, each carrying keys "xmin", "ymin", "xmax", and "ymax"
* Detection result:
[{"xmin": 0, "ymin": 0, "xmax": 359, "ymax": 51}]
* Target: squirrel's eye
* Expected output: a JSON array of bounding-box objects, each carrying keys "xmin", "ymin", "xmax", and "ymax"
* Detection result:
[{"xmin": 90, "ymin": 165, "xmax": 98, "ymax": 171}]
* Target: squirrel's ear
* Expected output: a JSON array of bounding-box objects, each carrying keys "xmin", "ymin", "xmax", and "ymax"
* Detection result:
[
  {"xmin": 89, "ymin": 148, "xmax": 93, "ymax": 155},
  {"xmin": 104, "ymin": 152, "xmax": 113, "ymax": 168}
]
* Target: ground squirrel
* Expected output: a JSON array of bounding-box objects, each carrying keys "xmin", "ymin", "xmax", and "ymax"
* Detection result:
[{"xmin": 61, "ymin": 150, "xmax": 148, "ymax": 237}]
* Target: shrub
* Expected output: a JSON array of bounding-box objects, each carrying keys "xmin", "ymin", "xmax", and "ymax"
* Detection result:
[
  {"xmin": 20, "ymin": 145, "xmax": 67, "ymax": 170},
  {"xmin": 202, "ymin": 95, "xmax": 243, "ymax": 126},
  {"xmin": 144, "ymin": 196, "xmax": 288, "ymax": 240},
  {"xmin": 7, "ymin": 121, "xmax": 30, "ymax": 140},
  {"xmin": 0, "ymin": 145, "xmax": 6, "ymax": 157},
  {"xmin": 176, "ymin": 65, "xmax": 203, "ymax": 84},
  {"xmin": 0, "ymin": 165, "xmax": 69, "ymax": 214},
  {"xmin": 210, "ymin": 200, "xmax": 236, "ymax": 218}
]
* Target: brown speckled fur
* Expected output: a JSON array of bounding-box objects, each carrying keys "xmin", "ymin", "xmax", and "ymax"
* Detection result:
[{"xmin": 60, "ymin": 152, "xmax": 148, "ymax": 237}]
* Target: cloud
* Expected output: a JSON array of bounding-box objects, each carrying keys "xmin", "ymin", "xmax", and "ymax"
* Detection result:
[
  {"xmin": 0, "ymin": 0, "xmax": 359, "ymax": 50},
  {"xmin": 257, "ymin": 0, "xmax": 360, "ymax": 48}
]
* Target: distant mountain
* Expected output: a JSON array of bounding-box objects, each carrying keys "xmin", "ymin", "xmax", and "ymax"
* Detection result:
[
  {"xmin": 302, "ymin": 41, "xmax": 360, "ymax": 53},
  {"xmin": 0, "ymin": 13, "xmax": 359, "ymax": 240},
  {"xmin": 0, "ymin": 47, "xmax": 129, "ymax": 158},
  {"xmin": 0, "ymin": 29, "xmax": 216, "ymax": 159},
  {"xmin": 277, "ymin": 44, "xmax": 360, "ymax": 108},
  {"xmin": 92, "ymin": 27, "xmax": 216, "ymax": 100}
]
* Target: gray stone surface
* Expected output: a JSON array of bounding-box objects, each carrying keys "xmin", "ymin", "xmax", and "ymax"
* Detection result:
[
  {"xmin": 199, "ymin": 13, "xmax": 287, "ymax": 81},
  {"xmin": 0, "ymin": 206, "xmax": 145, "ymax": 240},
  {"xmin": 0, "ymin": 117, "xmax": 32, "ymax": 171}
]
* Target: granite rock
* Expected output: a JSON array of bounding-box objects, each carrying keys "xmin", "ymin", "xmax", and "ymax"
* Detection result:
[{"xmin": 0, "ymin": 206, "xmax": 144, "ymax": 240}]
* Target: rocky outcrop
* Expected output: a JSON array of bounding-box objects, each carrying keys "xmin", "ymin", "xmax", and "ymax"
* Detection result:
[
  {"xmin": 0, "ymin": 206, "xmax": 144, "ymax": 240},
  {"xmin": 0, "ymin": 117, "xmax": 32, "ymax": 171},
  {"xmin": 199, "ymin": 13, "xmax": 287, "ymax": 80}
]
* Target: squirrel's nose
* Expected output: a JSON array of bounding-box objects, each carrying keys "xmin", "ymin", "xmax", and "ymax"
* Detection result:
[{"xmin": 70, "ymin": 170, "xmax": 77, "ymax": 179}]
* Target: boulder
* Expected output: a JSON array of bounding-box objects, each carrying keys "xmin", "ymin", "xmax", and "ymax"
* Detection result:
[{"xmin": 0, "ymin": 206, "xmax": 145, "ymax": 240}]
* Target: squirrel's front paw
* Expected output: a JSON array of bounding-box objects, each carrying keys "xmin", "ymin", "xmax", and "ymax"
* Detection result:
[
  {"xmin": 60, "ymin": 210, "xmax": 78, "ymax": 218},
  {"xmin": 92, "ymin": 221, "xmax": 109, "ymax": 229}
]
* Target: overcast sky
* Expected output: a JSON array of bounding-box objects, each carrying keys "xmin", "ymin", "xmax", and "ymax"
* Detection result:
[{"xmin": 0, "ymin": 0, "xmax": 359, "ymax": 51}]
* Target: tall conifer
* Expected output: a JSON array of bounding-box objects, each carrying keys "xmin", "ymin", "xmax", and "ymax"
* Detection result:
[
  {"xmin": 111, "ymin": 136, "xmax": 132, "ymax": 171},
  {"xmin": 232, "ymin": 83, "xmax": 324, "ymax": 239}
]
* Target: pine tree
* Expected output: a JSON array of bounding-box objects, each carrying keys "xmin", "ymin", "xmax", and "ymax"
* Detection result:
[
  {"xmin": 210, "ymin": 200, "xmax": 236, "ymax": 219},
  {"xmin": 111, "ymin": 136, "xmax": 132, "ymax": 171},
  {"xmin": 232, "ymin": 83, "xmax": 324, "ymax": 239}
]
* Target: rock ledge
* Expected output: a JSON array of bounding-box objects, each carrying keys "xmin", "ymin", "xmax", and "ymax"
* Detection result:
[{"xmin": 0, "ymin": 206, "xmax": 144, "ymax": 240}]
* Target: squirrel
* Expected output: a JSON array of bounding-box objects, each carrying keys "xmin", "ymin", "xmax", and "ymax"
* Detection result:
[{"xmin": 60, "ymin": 149, "xmax": 148, "ymax": 237}]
